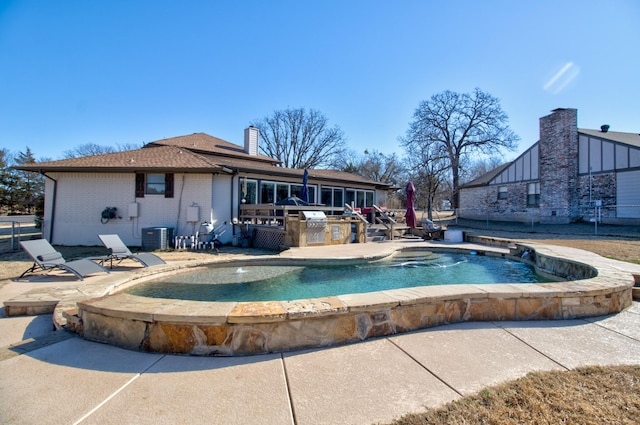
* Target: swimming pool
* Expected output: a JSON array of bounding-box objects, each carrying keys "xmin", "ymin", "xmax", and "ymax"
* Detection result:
[
  {"xmin": 74, "ymin": 243, "xmax": 634, "ymax": 356},
  {"xmin": 128, "ymin": 251, "xmax": 551, "ymax": 302}
]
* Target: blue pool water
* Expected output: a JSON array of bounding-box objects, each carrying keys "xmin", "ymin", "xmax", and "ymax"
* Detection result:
[{"xmin": 128, "ymin": 251, "xmax": 551, "ymax": 302}]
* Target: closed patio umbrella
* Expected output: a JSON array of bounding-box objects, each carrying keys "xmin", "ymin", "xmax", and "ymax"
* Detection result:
[
  {"xmin": 300, "ymin": 168, "xmax": 309, "ymax": 203},
  {"xmin": 405, "ymin": 181, "xmax": 417, "ymax": 228}
]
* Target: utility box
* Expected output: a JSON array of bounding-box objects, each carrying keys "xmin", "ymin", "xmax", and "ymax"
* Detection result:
[
  {"xmin": 128, "ymin": 202, "xmax": 139, "ymax": 218},
  {"xmin": 141, "ymin": 227, "xmax": 174, "ymax": 251},
  {"xmin": 187, "ymin": 206, "xmax": 199, "ymax": 222}
]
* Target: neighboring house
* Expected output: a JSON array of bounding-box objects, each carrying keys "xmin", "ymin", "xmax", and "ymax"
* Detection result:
[
  {"xmin": 18, "ymin": 127, "xmax": 392, "ymax": 247},
  {"xmin": 459, "ymin": 108, "xmax": 640, "ymax": 224}
]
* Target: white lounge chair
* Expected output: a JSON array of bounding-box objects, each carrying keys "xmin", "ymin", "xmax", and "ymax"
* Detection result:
[
  {"xmin": 97, "ymin": 234, "xmax": 166, "ymax": 268},
  {"xmin": 19, "ymin": 239, "xmax": 109, "ymax": 280}
]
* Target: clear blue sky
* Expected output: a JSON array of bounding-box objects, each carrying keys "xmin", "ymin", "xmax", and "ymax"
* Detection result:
[{"xmin": 1, "ymin": 0, "xmax": 638, "ymax": 162}]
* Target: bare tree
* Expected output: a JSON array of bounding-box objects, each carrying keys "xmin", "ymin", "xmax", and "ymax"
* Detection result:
[
  {"xmin": 251, "ymin": 107, "xmax": 346, "ymax": 169},
  {"xmin": 63, "ymin": 142, "xmax": 140, "ymax": 159},
  {"xmin": 336, "ymin": 149, "xmax": 403, "ymax": 185},
  {"xmin": 404, "ymin": 141, "xmax": 449, "ymax": 219},
  {"xmin": 332, "ymin": 148, "xmax": 362, "ymax": 174},
  {"xmin": 359, "ymin": 150, "xmax": 403, "ymax": 185},
  {"xmin": 463, "ymin": 156, "xmax": 504, "ymax": 184},
  {"xmin": 333, "ymin": 149, "xmax": 406, "ymax": 209},
  {"xmin": 403, "ymin": 88, "xmax": 519, "ymax": 209}
]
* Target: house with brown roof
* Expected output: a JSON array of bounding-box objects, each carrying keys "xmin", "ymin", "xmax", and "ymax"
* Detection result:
[
  {"xmin": 19, "ymin": 127, "xmax": 392, "ymax": 247},
  {"xmin": 459, "ymin": 108, "xmax": 640, "ymax": 224}
]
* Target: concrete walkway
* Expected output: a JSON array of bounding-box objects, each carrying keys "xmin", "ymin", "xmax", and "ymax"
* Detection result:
[{"xmin": 2, "ymin": 242, "xmax": 640, "ymax": 424}]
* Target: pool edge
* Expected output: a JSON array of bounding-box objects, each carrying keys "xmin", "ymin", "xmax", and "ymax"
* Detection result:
[{"xmin": 67, "ymin": 240, "xmax": 635, "ymax": 356}]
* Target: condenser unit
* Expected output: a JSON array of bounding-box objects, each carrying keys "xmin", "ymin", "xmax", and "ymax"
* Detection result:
[{"xmin": 141, "ymin": 227, "xmax": 173, "ymax": 251}]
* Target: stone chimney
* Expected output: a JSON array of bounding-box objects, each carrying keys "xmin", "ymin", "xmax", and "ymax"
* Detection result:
[
  {"xmin": 538, "ymin": 108, "xmax": 579, "ymax": 223},
  {"xmin": 244, "ymin": 126, "xmax": 259, "ymax": 156}
]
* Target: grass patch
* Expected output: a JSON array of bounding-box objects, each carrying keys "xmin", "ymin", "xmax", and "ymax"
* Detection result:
[{"xmin": 385, "ymin": 365, "xmax": 640, "ymax": 425}]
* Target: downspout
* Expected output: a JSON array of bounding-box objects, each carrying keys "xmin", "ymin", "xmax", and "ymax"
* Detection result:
[
  {"xmin": 228, "ymin": 169, "xmax": 238, "ymax": 238},
  {"xmin": 175, "ymin": 173, "xmax": 186, "ymax": 235},
  {"xmin": 42, "ymin": 172, "xmax": 57, "ymax": 243}
]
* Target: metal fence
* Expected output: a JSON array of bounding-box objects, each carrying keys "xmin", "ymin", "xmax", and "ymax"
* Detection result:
[
  {"xmin": 0, "ymin": 216, "xmax": 40, "ymax": 254},
  {"xmin": 455, "ymin": 205, "xmax": 640, "ymax": 234}
]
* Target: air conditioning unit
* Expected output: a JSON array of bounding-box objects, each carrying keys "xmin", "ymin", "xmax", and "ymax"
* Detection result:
[{"xmin": 141, "ymin": 227, "xmax": 174, "ymax": 251}]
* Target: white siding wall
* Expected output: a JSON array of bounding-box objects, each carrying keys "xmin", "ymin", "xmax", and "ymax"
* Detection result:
[
  {"xmin": 45, "ymin": 173, "xmax": 134, "ymax": 245},
  {"xmin": 40, "ymin": 170, "xmax": 385, "ymax": 246},
  {"xmin": 617, "ymin": 170, "xmax": 640, "ymax": 218},
  {"xmin": 157, "ymin": 173, "xmax": 215, "ymax": 243},
  {"xmin": 44, "ymin": 172, "xmax": 217, "ymax": 246},
  {"xmin": 212, "ymin": 174, "xmax": 234, "ymax": 244}
]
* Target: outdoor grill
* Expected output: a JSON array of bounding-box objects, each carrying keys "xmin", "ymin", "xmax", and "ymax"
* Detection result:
[{"xmin": 302, "ymin": 211, "xmax": 327, "ymax": 244}]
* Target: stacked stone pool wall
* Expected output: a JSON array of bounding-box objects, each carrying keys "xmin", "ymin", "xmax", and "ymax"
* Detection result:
[{"xmin": 72, "ymin": 242, "xmax": 634, "ymax": 356}]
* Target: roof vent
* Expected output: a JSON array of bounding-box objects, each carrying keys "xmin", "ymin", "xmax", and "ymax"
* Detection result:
[{"xmin": 600, "ymin": 124, "xmax": 610, "ymax": 133}]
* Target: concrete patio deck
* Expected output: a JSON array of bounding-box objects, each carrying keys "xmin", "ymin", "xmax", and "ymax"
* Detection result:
[{"xmin": 2, "ymin": 240, "xmax": 640, "ymax": 424}]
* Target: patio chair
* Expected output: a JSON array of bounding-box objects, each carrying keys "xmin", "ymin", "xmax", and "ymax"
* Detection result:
[
  {"xmin": 97, "ymin": 234, "xmax": 166, "ymax": 268},
  {"xmin": 422, "ymin": 219, "xmax": 441, "ymax": 232},
  {"xmin": 421, "ymin": 219, "xmax": 445, "ymax": 240},
  {"xmin": 19, "ymin": 239, "xmax": 109, "ymax": 280}
]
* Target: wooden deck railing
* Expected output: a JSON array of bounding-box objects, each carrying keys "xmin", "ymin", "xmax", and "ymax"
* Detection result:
[{"xmin": 238, "ymin": 204, "xmax": 343, "ymax": 228}]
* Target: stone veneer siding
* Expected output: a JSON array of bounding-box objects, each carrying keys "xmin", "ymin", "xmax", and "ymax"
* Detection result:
[
  {"xmin": 576, "ymin": 173, "xmax": 617, "ymax": 221},
  {"xmin": 458, "ymin": 183, "xmax": 538, "ymax": 223}
]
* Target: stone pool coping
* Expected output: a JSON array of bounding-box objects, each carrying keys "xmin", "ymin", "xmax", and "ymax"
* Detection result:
[{"xmin": 4, "ymin": 239, "xmax": 637, "ymax": 356}]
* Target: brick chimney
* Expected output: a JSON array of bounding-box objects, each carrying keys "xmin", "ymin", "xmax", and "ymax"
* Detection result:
[
  {"xmin": 538, "ymin": 108, "xmax": 579, "ymax": 223},
  {"xmin": 244, "ymin": 126, "xmax": 259, "ymax": 156}
]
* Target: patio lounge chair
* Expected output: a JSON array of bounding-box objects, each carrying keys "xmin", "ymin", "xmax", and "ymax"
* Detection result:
[
  {"xmin": 19, "ymin": 239, "xmax": 109, "ymax": 280},
  {"xmin": 97, "ymin": 234, "xmax": 166, "ymax": 268}
]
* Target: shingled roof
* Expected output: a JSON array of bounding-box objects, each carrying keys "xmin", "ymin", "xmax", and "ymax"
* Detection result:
[
  {"xmin": 578, "ymin": 128, "xmax": 640, "ymax": 148},
  {"xmin": 149, "ymin": 133, "xmax": 280, "ymax": 164},
  {"xmin": 16, "ymin": 145, "xmax": 224, "ymax": 173},
  {"xmin": 460, "ymin": 162, "xmax": 512, "ymax": 188},
  {"xmin": 16, "ymin": 132, "xmax": 391, "ymax": 188}
]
